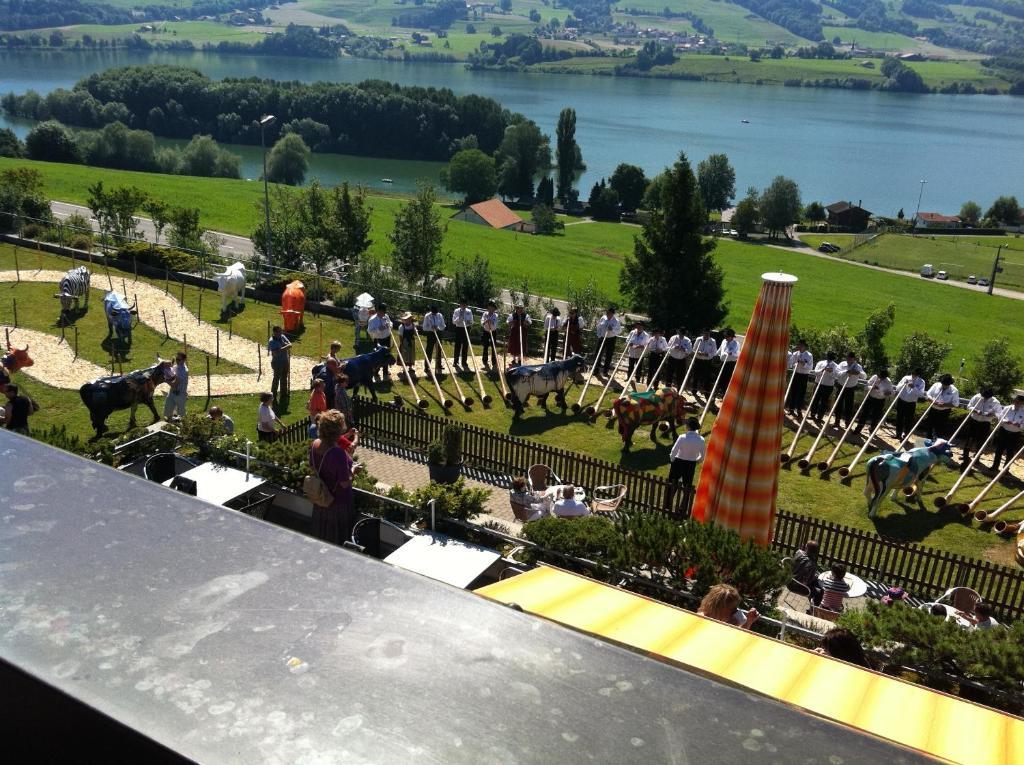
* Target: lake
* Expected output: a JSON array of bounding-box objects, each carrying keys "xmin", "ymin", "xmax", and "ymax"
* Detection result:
[{"xmin": 2, "ymin": 49, "xmax": 1023, "ymax": 214}]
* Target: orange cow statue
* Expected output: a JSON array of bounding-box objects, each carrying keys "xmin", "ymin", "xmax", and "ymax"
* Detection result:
[
  {"xmin": 1, "ymin": 344, "xmax": 33, "ymax": 395},
  {"xmin": 281, "ymin": 280, "xmax": 306, "ymax": 332}
]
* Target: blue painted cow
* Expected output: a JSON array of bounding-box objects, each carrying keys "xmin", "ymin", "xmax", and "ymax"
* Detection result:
[
  {"xmin": 103, "ymin": 291, "xmax": 136, "ymax": 347},
  {"xmin": 864, "ymin": 439, "xmax": 955, "ymax": 518},
  {"xmin": 505, "ymin": 354, "xmax": 585, "ymax": 418},
  {"xmin": 311, "ymin": 346, "xmax": 393, "ymax": 403}
]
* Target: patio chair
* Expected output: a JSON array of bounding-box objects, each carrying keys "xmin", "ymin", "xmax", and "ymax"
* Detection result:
[
  {"xmin": 237, "ymin": 491, "xmax": 274, "ymax": 521},
  {"xmin": 527, "ymin": 464, "xmax": 562, "ymax": 493},
  {"xmin": 510, "ymin": 491, "xmax": 546, "ymax": 523},
  {"xmin": 590, "ymin": 484, "xmax": 627, "ymax": 515},
  {"xmin": 780, "ymin": 557, "xmax": 813, "ymax": 611},
  {"xmin": 143, "ymin": 452, "xmax": 196, "ymax": 484},
  {"xmin": 936, "ymin": 586, "xmax": 982, "ymax": 615},
  {"xmin": 809, "ymin": 605, "xmax": 842, "ymax": 623}
]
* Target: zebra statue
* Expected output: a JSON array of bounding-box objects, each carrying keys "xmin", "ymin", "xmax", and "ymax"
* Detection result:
[{"xmin": 55, "ymin": 265, "xmax": 91, "ymax": 313}]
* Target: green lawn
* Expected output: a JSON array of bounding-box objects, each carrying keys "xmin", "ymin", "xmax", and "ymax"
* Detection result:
[
  {"xmin": 42, "ymin": 21, "xmax": 269, "ymax": 45},
  {"xmin": 620, "ymin": 0, "xmax": 810, "ymax": 46}
]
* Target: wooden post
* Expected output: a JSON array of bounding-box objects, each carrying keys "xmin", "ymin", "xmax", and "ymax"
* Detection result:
[
  {"xmin": 183, "ymin": 333, "xmax": 187, "ymax": 353},
  {"xmin": 60, "ymin": 324, "xmax": 66, "ymax": 345},
  {"xmin": 180, "ymin": 281, "xmax": 185, "ymax": 308},
  {"xmin": 318, "ymin": 320, "xmax": 323, "ymax": 359},
  {"xmin": 134, "ymin": 294, "xmax": 139, "ymax": 325},
  {"xmin": 197, "ymin": 290, "xmax": 203, "ymax": 324},
  {"xmin": 162, "ymin": 309, "xmax": 169, "ymax": 339},
  {"xmin": 74, "ymin": 326, "xmax": 79, "ymax": 361},
  {"xmin": 229, "ymin": 320, "xmax": 233, "ymax": 339},
  {"xmin": 266, "ymin": 320, "xmax": 271, "ymax": 342},
  {"xmin": 4, "ymin": 327, "xmax": 9, "ymax": 349},
  {"xmin": 165, "ymin": 267, "xmax": 170, "ymax": 294},
  {"xmin": 216, "ymin": 329, "xmax": 220, "ymax": 364},
  {"xmin": 12, "ymin": 298, "xmax": 16, "ymax": 328},
  {"xmin": 257, "ymin": 343, "xmax": 263, "ymax": 380},
  {"xmin": 206, "ymin": 354, "xmax": 211, "ymax": 403},
  {"xmin": 122, "ymin": 278, "xmax": 127, "ymax": 297},
  {"xmin": 13, "ymin": 245, "xmax": 19, "ymax": 282},
  {"xmin": 133, "ymin": 255, "xmax": 138, "ymax": 282},
  {"xmin": 36, "ymin": 238, "xmax": 41, "ymax": 270}
]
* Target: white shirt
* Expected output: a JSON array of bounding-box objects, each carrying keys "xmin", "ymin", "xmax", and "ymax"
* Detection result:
[
  {"xmin": 648, "ymin": 335, "xmax": 668, "ymax": 353},
  {"xmin": 507, "ymin": 312, "xmax": 532, "ymax": 327},
  {"xmin": 367, "ymin": 312, "xmax": 392, "ymax": 339},
  {"xmin": 999, "ymin": 404, "xmax": 1024, "ymax": 433},
  {"xmin": 668, "ymin": 334, "xmax": 692, "ymax": 359},
  {"xmin": 814, "ymin": 360, "xmax": 839, "ymax": 387},
  {"xmin": 897, "ymin": 375, "xmax": 926, "ymax": 402},
  {"xmin": 836, "ymin": 360, "xmax": 866, "ymax": 389},
  {"xmin": 927, "ymin": 383, "xmax": 960, "ymax": 408},
  {"xmin": 422, "ymin": 312, "xmax": 446, "ymax": 332},
  {"xmin": 670, "ymin": 431, "xmax": 706, "ymax": 462},
  {"xmin": 481, "ymin": 311, "xmax": 499, "ymax": 332},
  {"xmin": 625, "ymin": 329, "xmax": 650, "ymax": 359},
  {"xmin": 719, "ymin": 338, "xmax": 740, "ymax": 362},
  {"xmin": 865, "ymin": 375, "xmax": 894, "ymax": 399},
  {"xmin": 543, "ymin": 313, "xmax": 562, "ymax": 331},
  {"xmin": 790, "ymin": 350, "xmax": 813, "ymax": 374},
  {"xmin": 694, "ymin": 337, "xmax": 718, "ymax": 359},
  {"xmin": 451, "ymin": 307, "xmax": 473, "ymax": 328},
  {"xmin": 966, "ymin": 393, "xmax": 1002, "ymax": 422},
  {"xmin": 257, "ymin": 403, "xmax": 276, "ymax": 432},
  {"xmin": 552, "ymin": 497, "xmax": 591, "ymax": 518},
  {"xmin": 171, "ymin": 362, "xmax": 189, "ymax": 394},
  {"xmin": 596, "ymin": 315, "xmax": 621, "ymax": 339}
]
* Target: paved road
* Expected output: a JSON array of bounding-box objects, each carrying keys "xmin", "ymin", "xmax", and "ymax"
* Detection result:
[{"xmin": 766, "ymin": 239, "xmax": 1024, "ymax": 302}]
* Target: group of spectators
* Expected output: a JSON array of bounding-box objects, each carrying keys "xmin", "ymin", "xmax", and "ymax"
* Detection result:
[{"xmin": 510, "ymin": 477, "xmax": 592, "ymax": 521}]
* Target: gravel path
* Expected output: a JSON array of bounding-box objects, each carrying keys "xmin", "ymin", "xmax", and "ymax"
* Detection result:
[{"xmin": 1, "ymin": 270, "xmax": 319, "ymax": 394}]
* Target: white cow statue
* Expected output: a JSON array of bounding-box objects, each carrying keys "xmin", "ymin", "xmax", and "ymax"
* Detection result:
[{"xmin": 216, "ymin": 262, "xmax": 247, "ymax": 315}]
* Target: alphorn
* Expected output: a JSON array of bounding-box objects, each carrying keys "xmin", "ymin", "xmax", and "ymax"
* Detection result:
[
  {"xmin": 676, "ymin": 350, "xmax": 699, "ymax": 401},
  {"xmin": 838, "ymin": 381, "xmax": 907, "ymax": 478},
  {"xmin": 463, "ymin": 325, "xmax": 492, "ymax": 405},
  {"xmin": 934, "ymin": 407, "xmax": 1003, "ymax": 508},
  {"xmin": 413, "ymin": 328, "xmax": 452, "ymax": 409},
  {"xmin": 782, "ymin": 373, "xmax": 828, "ymax": 464},
  {"xmin": 562, "ymin": 317, "xmax": 571, "ymax": 359},
  {"xmin": 613, "ymin": 341, "xmax": 651, "ymax": 409},
  {"xmin": 434, "ymin": 329, "xmax": 473, "ymax": 406},
  {"xmin": 893, "ymin": 397, "xmax": 937, "ymax": 452},
  {"xmin": 388, "ymin": 328, "xmax": 427, "ymax": 409},
  {"xmin": 587, "ymin": 343, "xmax": 630, "ymax": 417},
  {"xmin": 782, "ymin": 359, "xmax": 798, "ymax": 410},
  {"xmin": 949, "ymin": 442, "xmax": 1024, "ymax": 516},
  {"xmin": 943, "ymin": 397, "xmax": 985, "ymax": 447},
  {"xmin": 574, "ymin": 333, "xmax": 608, "ymax": 413},
  {"xmin": 698, "ymin": 356, "xmax": 729, "ymax": 426},
  {"xmin": 646, "ymin": 346, "xmax": 672, "ymax": 393},
  {"xmin": 797, "ymin": 382, "xmax": 845, "ymax": 469},
  {"xmin": 978, "ymin": 488, "xmax": 1024, "ymax": 525},
  {"xmin": 993, "ymin": 518, "xmax": 1021, "ymax": 535},
  {"xmin": 489, "ymin": 332, "xmax": 511, "ymax": 402},
  {"xmin": 819, "ymin": 382, "xmax": 877, "ymax": 471},
  {"xmin": 543, "ymin": 319, "xmax": 553, "ymax": 366}
]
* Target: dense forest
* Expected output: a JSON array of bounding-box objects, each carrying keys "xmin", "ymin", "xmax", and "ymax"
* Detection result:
[
  {"xmin": 1, "ymin": 65, "xmax": 525, "ymax": 162},
  {"xmin": 0, "ymin": 0, "xmax": 271, "ymax": 31}
]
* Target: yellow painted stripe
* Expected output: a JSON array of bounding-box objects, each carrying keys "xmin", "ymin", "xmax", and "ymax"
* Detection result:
[{"xmin": 479, "ymin": 566, "xmax": 1024, "ymax": 765}]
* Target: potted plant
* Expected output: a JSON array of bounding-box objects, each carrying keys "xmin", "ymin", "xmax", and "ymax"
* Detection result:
[{"xmin": 427, "ymin": 424, "xmax": 464, "ymax": 484}]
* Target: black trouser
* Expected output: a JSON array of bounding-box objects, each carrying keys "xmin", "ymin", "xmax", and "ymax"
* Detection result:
[
  {"xmin": 423, "ymin": 332, "xmax": 443, "ymax": 374},
  {"xmin": 481, "ymin": 331, "xmax": 497, "ymax": 366},
  {"xmin": 719, "ymin": 360, "xmax": 736, "ymax": 396},
  {"xmin": 647, "ymin": 352, "xmax": 665, "ymax": 385},
  {"xmin": 399, "ymin": 337, "xmax": 415, "ymax": 370},
  {"xmin": 600, "ymin": 336, "xmax": 616, "ymax": 373},
  {"xmin": 810, "ymin": 383, "xmax": 833, "ymax": 420},
  {"xmin": 545, "ymin": 330, "xmax": 560, "ymax": 363},
  {"xmin": 627, "ymin": 355, "xmax": 641, "ymax": 379},
  {"xmin": 271, "ymin": 362, "xmax": 289, "ymax": 400},
  {"xmin": 962, "ymin": 418, "xmax": 991, "ymax": 466},
  {"xmin": 992, "ymin": 428, "xmax": 1021, "ymax": 470},
  {"xmin": 691, "ymin": 358, "xmax": 713, "ymax": 393},
  {"xmin": 858, "ymin": 396, "xmax": 884, "ymax": 434},
  {"xmin": 926, "ymin": 407, "xmax": 952, "ymax": 440},
  {"xmin": 453, "ymin": 327, "xmax": 469, "ymax": 367},
  {"xmin": 257, "ymin": 429, "xmax": 277, "ymax": 443},
  {"xmin": 665, "ymin": 458, "xmax": 698, "ymax": 515},
  {"xmin": 836, "ymin": 385, "xmax": 856, "ymax": 427},
  {"xmin": 895, "ymin": 398, "xmax": 917, "ymax": 440},
  {"xmin": 667, "ymin": 356, "xmax": 687, "ymax": 388},
  {"xmin": 786, "ymin": 372, "xmax": 811, "ymax": 413}
]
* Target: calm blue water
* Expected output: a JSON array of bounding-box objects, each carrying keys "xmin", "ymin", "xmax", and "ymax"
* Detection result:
[{"xmin": 2, "ymin": 49, "xmax": 1023, "ymax": 214}]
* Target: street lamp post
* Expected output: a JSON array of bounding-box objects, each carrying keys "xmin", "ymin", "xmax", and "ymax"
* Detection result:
[
  {"xmin": 913, "ymin": 179, "xmax": 926, "ymax": 234},
  {"xmin": 259, "ymin": 114, "xmax": 277, "ymax": 270}
]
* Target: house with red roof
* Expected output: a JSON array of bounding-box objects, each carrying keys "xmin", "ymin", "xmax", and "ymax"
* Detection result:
[
  {"xmin": 915, "ymin": 211, "xmax": 961, "ymax": 230},
  {"xmin": 451, "ymin": 198, "xmax": 530, "ymax": 232}
]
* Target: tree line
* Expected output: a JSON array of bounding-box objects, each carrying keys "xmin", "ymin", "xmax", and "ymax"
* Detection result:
[
  {"xmin": 0, "ymin": 0, "xmax": 271, "ymax": 31},
  {"xmin": 2, "ymin": 65, "xmax": 525, "ymax": 162}
]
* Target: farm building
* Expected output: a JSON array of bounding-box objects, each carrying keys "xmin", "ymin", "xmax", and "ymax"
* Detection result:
[
  {"xmin": 916, "ymin": 211, "xmax": 961, "ymax": 230},
  {"xmin": 452, "ymin": 199, "xmax": 529, "ymax": 232},
  {"xmin": 826, "ymin": 201, "xmax": 872, "ymax": 231}
]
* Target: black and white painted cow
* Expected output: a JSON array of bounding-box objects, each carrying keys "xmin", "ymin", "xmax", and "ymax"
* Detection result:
[
  {"xmin": 504, "ymin": 354, "xmax": 585, "ymax": 418},
  {"xmin": 55, "ymin": 265, "xmax": 91, "ymax": 313}
]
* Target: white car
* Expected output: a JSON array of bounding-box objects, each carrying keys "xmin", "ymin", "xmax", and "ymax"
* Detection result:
[
  {"xmin": 937, "ymin": 270, "xmax": 949, "ymax": 280},
  {"xmin": 978, "ymin": 277, "xmax": 990, "ymax": 287},
  {"xmin": 967, "ymin": 275, "xmax": 978, "ymax": 285}
]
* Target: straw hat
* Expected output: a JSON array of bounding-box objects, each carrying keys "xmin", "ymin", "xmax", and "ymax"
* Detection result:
[{"xmin": 400, "ymin": 311, "xmax": 414, "ymax": 321}]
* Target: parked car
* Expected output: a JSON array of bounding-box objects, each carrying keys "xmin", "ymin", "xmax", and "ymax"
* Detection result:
[
  {"xmin": 818, "ymin": 242, "xmax": 840, "ymax": 253},
  {"xmin": 978, "ymin": 277, "xmax": 990, "ymax": 287},
  {"xmin": 967, "ymin": 274, "xmax": 978, "ymax": 285},
  {"xmin": 937, "ymin": 270, "xmax": 949, "ymax": 280},
  {"xmin": 920, "ymin": 263, "xmax": 934, "ymax": 278}
]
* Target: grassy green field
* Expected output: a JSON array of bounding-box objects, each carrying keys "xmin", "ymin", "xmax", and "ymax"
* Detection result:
[
  {"xmin": 4, "ymin": 243, "xmax": 1020, "ymax": 564},
  {"xmin": 41, "ymin": 21, "xmax": 269, "ymax": 45},
  {"xmin": 821, "ymin": 26, "xmax": 942, "ymax": 54},
  {"xmin": 800, "ymin": 232, "xmax": 1024, "ymax": 292},
  {"xmin": 617, "ymin": 0, "xmax": 809, "ymax": 46}
]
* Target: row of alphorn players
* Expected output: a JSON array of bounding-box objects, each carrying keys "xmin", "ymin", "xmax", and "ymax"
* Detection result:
[{"xmin": 785, "ymin": 341, "xmax": 1024, "ymax": 472}]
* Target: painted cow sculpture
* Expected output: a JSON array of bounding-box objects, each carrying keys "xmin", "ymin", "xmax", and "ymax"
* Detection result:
[
  {"xmin": 216, "ymin": 262, "xmax": 247, "ymax": 314},
  {"xmin": 1, "ymin": 345, "xmax": 33, "ymax": 395},
  {"xmin": 613, "ymin": 387, "xmax": 692, "ymax": 449},
  {"xmin": 864, "ymin": 439, "xmax": 955, "ymax": 518},
  {"xmin": 79, "ymin": 360, "xmax": 173, "ymax": 437},
  {"xmin": 505, "ymin": 354, "xmax": 585, "ymax": 418},
  {"xmin": 281, "ymin": 280, "xmax": 305, "ymax": 332},
  {"xmin": 56, "ymin": 265, "xmax": 91, "ymax": 312},
  {"xmin": 311, "ymin": 346, "xmax": 393, "ymax": 403},
  {"xmin": 103, "ymin": 291, "xmax": 136, "ymax": 346}
]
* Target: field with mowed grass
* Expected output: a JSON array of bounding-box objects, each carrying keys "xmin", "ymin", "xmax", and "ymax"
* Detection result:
[
  {"xmin": 38, "ymin": 21, "xmax": 269, "ymax": 45},
  {"xmin": 4, "ymin": 244, "xmax": 1021, "ymax": 564}
]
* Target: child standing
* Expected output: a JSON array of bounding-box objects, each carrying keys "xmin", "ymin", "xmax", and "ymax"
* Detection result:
[{"xmin": 307, "ymin": 378, "xmax": 327, "ymax": 421}]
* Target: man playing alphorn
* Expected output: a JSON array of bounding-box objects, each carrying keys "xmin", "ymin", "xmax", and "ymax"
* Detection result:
[
  {"xmin": 421, "ymin": 306, "xmax": 446, "ymax": 378},
  {"xmin": 451, "ymin": 299, "xmax": 473, "ymax": 370},
  {"xmin": 507, "ymin": 304, "xmax": 532, "ymax": 366},
  {"xmin": 480, "ymin": 301, "xmax": 500, "ymax": 370},
  {"xmin": 625, "ymin": 321, "xmax": 650, "ymax": 380},
  {"xmin": 367, "ymin": 303, "xmax": 393, "ymax": 379},
  {"xmin": 856, "ymin": 369, "xmax": 894, "ymax": 435},
  {"xmin": 992, "ymin": 393, "xmax": 1024, "ymax": 471},
  {"xmin": 564, "ymin": 307, "xmax": 585, "ymax": 356},
  {"xmin": 667, "ymin": 328, "xmax": 692, "ymax": 389},
  {"xmin": 646, "ymin": 328, "xmax": 668, "ymax": 386},
  {"xmin": 691, "ymin": 330, "xmax": 718, "ymax": 395},
  {"xmin": 962, "ymin": 387, "xmax": 1002, "ymax": 469},
  {"xmin": 925, "ymin": 373, "xmax": 960, "ymax": 440},
  {"xmin": 595, "ymin": 307, "xmax": 622, "ymax": 375},
  {"xmin": 718, "ymin": 328, "xmax": 740, "ymax": 394},
  {"xmin": 786, "ymin": 340, "xmax": 814, "ymax": 417},
  {"xmin": 834, "ymin": 351, "xmax": 866, "ymax": 429},
  {"xmin": 810, "ymin": 352, "xmax": 839, "ymax": 423},
  {"xmin": 894, "ymin": 371, "xmax": 926, "ymax": 441},
  {"xmin": 543, "ymin": 307, "xmax": 562, "ymax": 363}
]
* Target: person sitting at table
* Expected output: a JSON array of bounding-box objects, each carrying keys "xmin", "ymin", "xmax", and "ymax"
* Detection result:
[
  {"xmin": 510, "ymin": 477, "xmax": 548, "ymax": 522},
  {"xmin": 792, "ymin": 539, "xmax": 823, "ymax": 605},
  {"xmin": 930, "ymin": 603, "xmax": 948, "ymax": 618},
  {"xmin": 207, "ymin": 406, "xmax": 234, "ymax": 436},
  {"xmin": 818, "ymin": 563, "xmax": 851, "ymax": 613},
  {"xmin": 698, "ymin": 584, "xmax": 759, "ymax": 629},
  {"xmin": 964, "ymin": 602, "xmax": 1000, "ymax": 630},
  {"xmin": 552, "ymin": 485, "xmax": 591, "ymax": 518},
  {"xmin": 816, "ymin": 627, "xmax": 871, "ymax": 668}
]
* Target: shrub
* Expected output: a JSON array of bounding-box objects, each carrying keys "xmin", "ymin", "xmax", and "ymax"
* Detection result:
[
  {"xmin": 114, "ymin": 241, "xmax": 198, "ymax": 272},
  {"xmin": 522, "ymin": 516, "xmax": 621, "ymax": 565},
  {"xmin": 21, "ymin": 222, "xmax": 46, "ymax": 239},
  {"xmin": 68, "ymin": 234, "xmax": 94, "ymax": 251},
  {"xmin": 257, "ymin": 271, "xmax": 338, "ymax": 303},
  {"xmin": 252, "ymin": 439, "xmax": 311, "ymax": 492},
  {"xmin": 970, "ymin": 337, "xmax": 1023, "ymax": 399},
  {"xmin": 410, "ymin": 479, "xmax": 489, "ymax": 522},
  {"xmin": 174, "ymin": 412, "xmax": 228, "ymax": 458},
  {"xmin": 426, "ymin": 424, "xmax": 462, "ymax": 466}
]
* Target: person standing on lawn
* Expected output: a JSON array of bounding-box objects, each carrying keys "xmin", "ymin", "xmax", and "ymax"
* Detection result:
[
  {"xmin": 257, "ymin": 392, "xmax": 283, "ymax": 442},
  {"xmin": 268, "ymin": 325, "xmax": 292, "ymax": 403},
  {"xmin": 665, "ymin": 417, "xmax": 705, "ymax": 514},
  {"xmin": 480, "ymin": 302, "xmax": 500, "ymax": 370},
  {"xmin": 163, "ymin": 352, "xmax": 189, "ymax": 421},
  {"xmin": 451, "ymin": 299, "xmax": 474, "ymax": 370}
]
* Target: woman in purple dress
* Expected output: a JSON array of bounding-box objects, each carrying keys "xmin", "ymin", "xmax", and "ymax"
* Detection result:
[{"xmin": 309, "ymin": 409, "xmax": 355, "ymax": 545}]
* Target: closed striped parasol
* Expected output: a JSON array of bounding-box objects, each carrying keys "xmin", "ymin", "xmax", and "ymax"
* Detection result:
[{"xmin": 691, "ymin": 273, "xmax": 797, "ymax": 545}]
